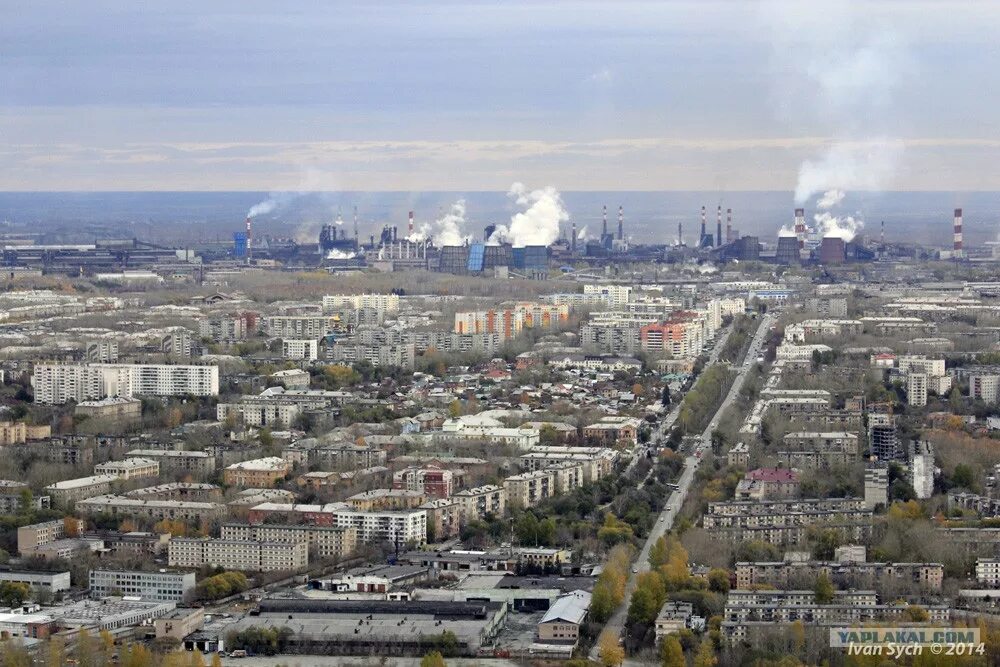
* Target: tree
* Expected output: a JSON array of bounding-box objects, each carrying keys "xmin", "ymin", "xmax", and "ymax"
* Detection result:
[
  {"xmin": 814, "ymin": 571, "xmax": 834, "ymax": 604},
  {"xmin": 420, "ymin": 651, "xmax": 446, "ymax": 667},
  {"xmin": 661, "ymin": 635, "xmax": 685, "ymax": 667},
  {"xmin": 953, "ymin": 463, "xmax": 976, "ymax": 491},
  {"xmin": 661, "ymin": 385, "xmax": 671, "ymax": 407},
  {"xmin": 904, "ymin": 604, "xmax": 930, "ymax": 622},
  {"xmin": 707, "ymin": 568, "xmax": 730, "ymax": 593},
  {"xmin": 693, "ymin": 637, "xmax": 718, "ymax": 667},
  {"xmin": 598, "ymin": 631, "xmax": 625, "ymax": 667},
  {"xmin": 0, "ymin": 582, "xmax": 30, "ymax": 607}
]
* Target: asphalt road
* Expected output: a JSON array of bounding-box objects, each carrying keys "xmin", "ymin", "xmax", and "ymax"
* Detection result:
[{"xmin": 590, "ymin": 313, "xmax": 773, "ymax": 660}]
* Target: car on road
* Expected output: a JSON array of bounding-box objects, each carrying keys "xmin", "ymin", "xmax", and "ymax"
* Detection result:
[{"xmin": 631, "ymin": 566, "xmax": 638, "ymax": 573}]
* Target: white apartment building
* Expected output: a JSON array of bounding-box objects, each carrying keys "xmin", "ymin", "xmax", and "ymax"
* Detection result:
[
  {"xmin": 89, "ymin": 569, "xmax": 195, "ymax": 602},
  {"xmin": 95, "ymin": 458, "xmax": 160, "ymax": 481},
  {"xmin": 220, "ymin": 523, "xmax": 358, "ymax": 560},
  {"xmin": 322, "ymin": 294, "xmax": 400, "ymax": 314},
  {"xmin": 327, "ymin": 507, "xmax": 427, "ymax": 546},
  {"xmin": 453, "ymin": 485, "xmax": 506, "ymax": 522},
  {"xmin": 583, "ymin": 284, "xmax": 632, "ymax": 307},
  {"xmin": 971, "ymin": 374, "xmax": 1000, "ymax": 403},
  {"xmin": 281, "ymin": 339, "xmax": 319, "ymax": 361},
  {"xmin": 265, "ymin": 316, "xmax": 335, "ymax": 339},
  {"xmin": 32, "ymin": 363, "xmax": 219, "ymax": 404},
  {"xmin": 976, "ymin": 559, "xmax": 1000, "ymax": 586},
  {"xmin": 898, "ymin": 355, "xmax": 946, "ymax": 377},
  {"xmin": 907, "ymin": 373, "xmax": 928, "ymax": 407},
  {"xmin": 168, "ymin": 538, "xmax": 308, "ymax": 572}
]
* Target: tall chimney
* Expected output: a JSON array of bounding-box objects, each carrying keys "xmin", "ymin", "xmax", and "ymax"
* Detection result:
[
  {"xmin": 408, "ymin": 210, "xmax": 414, "ymax": 237},
  {"xmin": 716, "ymin": 205, "xmax": 722, "ymax": 248},
  {"xmin": 245, "ymin": 216, "xmax": 252, "ymax": 263},
  {"xmin": 700, "ymin": 206, "xmax": 707, "ymax": 243},
  {"xmin": 353, "ymin": 206, "xmax": 359, "ymax": 240},
  {"xmin": 880, "ymin": 220, "xmax": 885, "ymax": 248},
  {"xmin": 726, "ymin": 208, "xmax": 733, "ymax": 243},
  {"xmin": 392, "ymin": 226, "xmax": 398, "ymax": 242},
  {"xmin": 678, "ymin": 221, "xmax": 683, "ymax": 246},
  {"xmin": 617, "ymin": 205, "xmax": 624, "ymax": 241},
  {"xmin": 571, "ymin": 222, "xmax": 577, "ymax": 252},
  {"xmin": 954, "ymin": 208, "xmax": 963, "ymax": 256},
  {"xmin": 602, "ymin": 205, "xmax": 608, "ymax": 238},
  {"xmin": 794, "ymin": 208, "xmax": 806, "ymax": 250}
]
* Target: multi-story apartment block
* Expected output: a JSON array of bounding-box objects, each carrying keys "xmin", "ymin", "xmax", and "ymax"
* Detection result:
[
  {"xmin": 306, "ymin": 444, "xmax": 387, "ymax": 470},
  {"xmin": 778, "ymin": 432, "xmax": 859, "ymax": 469},
  {"xmin": 126, "ymin": 449, "xmax": 216, "ymax": 476},
  {"xmin": 907, "ymin": 372, "xmax": 928, "ymax": 407},
  {"xmin": 519, "ymin": 447, "xmax": 614, "ymax": 483},
  {"xmin": 86, "ymin": 340, "xmax": 120, "ymax": 363},
  {"xmin": 223, "ymin": 457, "xmax": 291, "ymax": 488},
  {"xmin": 0, "ymin": 421, "xmax": 50, "ymax": 446},
  {"xmin": 44, "ymin": 474, "xmax": 119, "ymax": 505},
  {"xmin": 265, "ymin": 316, "xmax": 335, "ymax": 339},
  {"xmin": 583, "ymin": 284, "xmax": 632, "ymax": 307},
  {"xmin": 32, "ymin": 363, "xmax": 219, "ymax": 404},
  {"xmin": 971, "ymin": 374, "xmax": 1000, "ymax": 403},
  {"xmin": 703, "ymin": 498, "xmax": 872, "ymax": 544},
  {"xmin": 504, "ymin": 463, "xmax": 583, "ymax": 509},
  {"xmin": 89, "ymin": 569, "xmax": 195, "ymax": 602},
  {"xmin": 328, "ymin": 342, "xmax": 416, "ymax": 370},
  {"xmin": 75, "ymin": 396, "xmax": 143, "ymax": 425},
  {"xmin": 220, "ymin": 523, "xmax": 358, "ymax": 561},
  {"xmin": 582, "ymin": 416, "xmax": 642, "ymax": 446},
  {"xmin": 161, "ymin": 330, "xmax": 193, "ymax": 358},
  {"xmin": 168, "ymin": 538, "xmax": 308, "ymax": 572},
  {"xmin": 322, "ymin": 294, "xmax": 400, "ymax": 315},
  {"xmin": 454, "ymin": 309, "xmax": 525, "ymax": 340},
  {"xmin": 579, "ymin": 322, "xmax": 641, "ymax": 356},
  {"xmin": 392, "ymin": 466, "xmax": 456, "ymax": 498},
  {"xmin": 346, "ymin": 489, "xmax": 427, "ymax": 511},
  {"xmin": 640, "ymin": 313, "xmax": 706, "ymax": 358},
  {"xmin": 245, "ymin": 503, "xmax": 427, "ymax": 546},
  {"xmin": 95, "ymin": 458, "xmax": 160, "ymax": 481},
  {"xmin": 419, "ymin": 498, "xmax": 461, "ymax": 540},
  {"xmin": 735, "ymin": 559, "xmax": 944, "ymax": 592},
  {"xmin": 198, "ymin": 312, "xmax": 259, "ymax": 342},
  {"xmin": 735, "ymin": 468, "xmax": 800, "ymax": 501},
  {"xmin": 17, "ymin": 519, "xmax": 85, "ymax": 555},
  {"xmin": 453, "ymin": 485, "xmax": 506, "ymax": 522},
  {"xmin": 282, "ymin": 339, "xmax": 319, "ymax": 361},
  {"xmin": 75, "ymin": 496, "xmax": 226, "ymax": 523}
]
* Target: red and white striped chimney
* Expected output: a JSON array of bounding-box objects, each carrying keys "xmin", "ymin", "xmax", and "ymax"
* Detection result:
[
  {"xmin": 700, "ymin": 206, "xmax": 707, "ymax": 240},
  {"xmin": 726, "ymin": 208, "xmax": 733, "ymax": 243},
  {"xmin": 794, "ymin": 208, "xmax": 806, "ymax": 250},
  {"xmin": 408, "ymin": 211, "xmax": 414, "ymax": 236},
  {"xmin": 954, "ymin": 208, "xmax": 963, "ymax": 255}
]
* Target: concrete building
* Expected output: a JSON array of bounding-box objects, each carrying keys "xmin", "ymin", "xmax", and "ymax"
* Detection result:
[
  {"xmin": 864, "ymin": 465, "xmax": 889, "ymax": 510},
  {"xmin": 126, "ymin": 449, "xmax": 216, "ymax": 476},
  {"xmin": 221, "ymin": 523, "xmax": 358, "ymax": 560},
  {"xmin": 75, "ymin": 396, "xmax": 142, "ymax": 426},
  {"xmin": 537, "ymin": 590, "xmax": 591, "ymax": 646},
  {"xmin": 32, "ymin": 363, "xmax": 219, "ymax": 404},
  {"xmin": 0, "ymin": 421, "xmax": 50, "ymax": 445},
  {"xmin": 583, "ymin": 284, "xmax": 632, "ymax": 307},
  {"xmin": 265, "ymin": 316, "xmax": 335, "ymax": 339},
  {"xmin": 94, "ymin": 457, "xmax": 160, "ymax": 481},
  {"xmin": 392, "ymin": 466, "xmax": 456, "ymax": 498},
  {"xmin": 909, "ymin": 441, "xmax": 935, "ymax": 500},
  {"xmin": 735, "ymin": 559, "xmax": 943, "ymax": 592},
  {"xmin": 735, "ymin": 468, "xmax": 800, "ymax": 501},
  {"xmin": 281, "ymin": 339, "xmax": 319, "ymax": 361},
  {"xmin": 154, "ymin": 607, "xmax": 205, "ymax": 641},
  {"xmin": 168, "ymin": 538, "xmax": 309, "ymax": 572},
  {"xmin": 75, "ymin": 496, "xmax": 226, "ymax": 523},
  {"xmin": 89, "ymin": 569, "xmax": 196, "ymax": 602},
  {"xmin": 971, "ymin": 374, "xmax": 1000, "ymax": 403},
  {"xmin": 582, "ymin": 416, "xmax": 642, "ymax": 446},
  {"xmin": 246, "ymin": 503, "xmax": 427, "ymax": 547},
  {"xmin": 703, "ymin": 498, "xmax": 872, "ymax": 545},
  {"xmin": 907, "ymin": 372, "xmax": 928, "ymax": 407},
  {"xmin": 223, "ymin": 457, "xmax": 291, "ymax": 488},
  {"xmin": 0, "ymin": 570, "xmax": 71, "ymax": 594},
  {"xmin": 44, "ymin": 474, "xmax": 119, "ymax": 505},
  {"xmin": 504, "ymin": 463, "xmax": 584, "ymax": 509},
  {"xmin": 453, "ymin": 485, "xmax": 506, "ymax": 523},
  {"xmin": 17, "ymin": 519, "xmax": 85, "ymax": 555}
]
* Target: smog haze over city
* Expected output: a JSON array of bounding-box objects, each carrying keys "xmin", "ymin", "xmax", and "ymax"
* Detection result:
[{"xmin": 2, "ymin": 2, "xmax": 1000, "ymax": 667}]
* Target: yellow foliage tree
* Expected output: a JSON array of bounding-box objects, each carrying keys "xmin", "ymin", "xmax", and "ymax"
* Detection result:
[{"xmin": 598, "ymin": 631, "xmax": 625, "ymax": 667}]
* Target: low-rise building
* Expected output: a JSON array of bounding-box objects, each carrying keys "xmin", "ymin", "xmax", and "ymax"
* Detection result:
[
  {"xmin": 126, "ymin": 449, "xmax": 216, "ymax": 476},
  {"xmin": 95, "ymin": 457, "xmax": 160, "ymax": 481},
  {"xmin": 89, "ymin": 569, "xmax": 196, "ymax": 602},
  {"xmin": 75, "ymin": 496, "xmax": 226, "ymax": 523},
  {"xmin": 223, "ymin": 457, "xmax": 291, "ymax": 488},
  {"xmin": 0, "ymin": 570, "xmax": 71, "ymax": 593},
  {"xmin": 453, "ymin": 485, "xmax": 506, "ymax": 523},
  {"xmin": 220, "ymin": 523, "xmax": 358, "ymax": 561},
  {"xmin": 735, "ymin": 468, "xmax": 800, "ymax": 501},
  {"xmin": 44, "ymin": 474, "xmax": 120, "ymax": 505},
  {"xmin": 154, "ymin": 607, "xmax": 205, "ymax": 641},
  {"xmin": 537, "ymin": 590, "xmax": 591, "ymax": 646}
]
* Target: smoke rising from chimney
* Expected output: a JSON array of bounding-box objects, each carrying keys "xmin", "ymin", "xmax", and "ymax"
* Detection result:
[
  {"xmin": 488, "ymin": 183, "xmax": 569, "ymax": 248},
  {"xmin": 408, "ymin": 200, "xmax": 469, "ymax": 246}
]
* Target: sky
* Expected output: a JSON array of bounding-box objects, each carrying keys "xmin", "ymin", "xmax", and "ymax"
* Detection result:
[{"xmin": 1, "ymin": 0, "xmax": 999, "ymax": 192}]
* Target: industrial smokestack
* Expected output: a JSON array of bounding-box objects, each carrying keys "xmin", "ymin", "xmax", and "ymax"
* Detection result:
[
  {"xmin": 700, "ymin": 206, "xmax": 707, "ymax": 242},
  {"xmin": 716, "ymin": 205, "xmax": 722, "ymax": 248},
  {"xmin": 408, "ymin": 210, "xmax": 414, "ymax": 236},
  {"xmin": 726, "ymin": 208, "xmax": 733, "ymax": 244},
  {"xmin": 794, "ymin": 208, "xmax": 806, "ymax": 250},
  {"xmin": 602, "ymin": 205, "xmax": 608, "ymax": 239},
  {"xmin": 353, "ymin": 206, "xmax": 359, "ymax": 240},
  {"xmin": 617, "ymin": 206, "xmax": 624, "ymax": 241},
  {"xmin": 392, "ymin": 226, "xmax": 398, "ymax": 242},
  {"xmin": 245, "ymin": 216, "xmax": 252, "ymax": 264},
  {"xmin": 571, "ymin": 222, "xmax": 577, "ymax": 252},
  {"xmin": 678, "ymin": 221, "xmax": 683, "ymax": 246},
  {"xmin": 954, "ymin": 208, "xmax": 963, "ymax": 256},
  {"xmin": 880, "ymin": 220, "xmax": 885, "ymax": 248}
]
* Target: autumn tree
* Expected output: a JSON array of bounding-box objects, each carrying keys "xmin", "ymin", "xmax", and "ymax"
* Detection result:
[
  {"xmin": 420, "ymin": 651, "xmax": 446, "ymax": 667},
  {"xmin": 661, "ymin": 635, "xmax": 685, "ymax": 667},
  {"xmin": 693, "ymin": 637, "xmax": 718, "ymax": 667},
  {"xmin": 598, "ymin": 631, "xmax": 625, "ymax": 667}
]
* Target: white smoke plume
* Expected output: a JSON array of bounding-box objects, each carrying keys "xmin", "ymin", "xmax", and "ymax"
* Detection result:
[
  {"xmin": 407, "ymin": 200, "xmax": 469, "ymax": 246},
  {"xmin": 247, "ymin": 199, "xmax": 278, "ymax": 218},
  {"xmin": 489, "ymin": 183, "xmax": 569, "ymax": 248},
  {"xmin": 778, "ymin": 226, "xmax": 797, "ymax": 238},
  {"xmin": 794, "ymin": 141, "xmax": 902, "ymax": 204},
  {"xmin": 816, "ymin": 189, "xmax": 845, "ymax": 209},
  {"xmin": 577, "ymin": 225, "xmax": 588, "ymax": 240},
  {"xmin": 814, "ymin": 212, "xmax": 863, "ymax": 242},
  {"xmin": 326, "ymin": 249, "xmax": 357, "ymax": 260}
]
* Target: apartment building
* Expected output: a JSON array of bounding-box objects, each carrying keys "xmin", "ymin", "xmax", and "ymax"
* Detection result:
[
  {"xmin": 453, "ymin": 485, "xmax": 506, "ymax": 523},
  {"xmin": 95, "ymin": 458, "xmax": 160, "ymax": 481},
  {"xmin": 784, "ymin": 319, "xmax": 862, "ymax": 342},
  {"xmin": 392, "ymin": 466, "xmax": 456, "ymax": 498},
  {"xmin": 75, "ymin": 496, "xmax": 226, "ymax": 523},
  {"xmin": 582, "ymin": 416, "xmax": 642, "ymax": 446},
  {"xmin": 0, "ymin": 481, "xmax": 49, "ymax": 513},
  {"xmin": 778, "ymin": 432, "xmax": 859, "ymax": 469},
  {"xmin": 735, "ymin": 559, "xmax": 944, "ymax": 592},
  {"xmin": 322, "ymin": 293, "xmax": 400, "ymax": 315},
  {"xmin": 45, "ymin": 474, "xmax": 119, "ymax": 505},
  {"xmin": 328, "ymin": 342, "xmax": 416, "ymax": 370},
  {"xmin": 703, "ymin": 498, "xmax": 873, "ymax": 544},
  {"xmin": 640, "ymin": 315, "xmax": 706, "ymax": 358},
  {"xmin": 89, "ymin": 569, "xmax": 195, "ymax": 602},
  {"xmin": 282, "ymin": 339, "xmax": 319, "ymax": 361},
  {"xmin": 420, "ymin": 498, "xmax": 461, "ymax": 540},
  {"xmin": 168, "ymin": 538, "xmax": 308, "ymax": 572},
  {"xmin": 453, "ymin": 309, "xmax": 525, "ymax": 340},
  {"xmin": 907, "ymin": 372, "xmax": 928, "ymax": 407},
  {"xmin": 126, "ymin": 449, "xmax": 216, "ymax": 477},
  {"xmin": 32, "ymin": 363, "xmax": 219, "ymax": 404},
  {"xmin": 306, "ymin": 444, "xmax": 387, "ymax": 469},
  {"xmin": 519, "ymin": 448, "xmax": 614, "ymax": 483},
  {"xmin": 0, "ymin": 421, "xmax": 50, "ymax": 445},
  {"xmin": 583, "ymin": 284, "xmax": 632, "ymax": 307},
  {"xmin": 579, "ymin": 322, "xmax": 641, "ymax": 356},
  {"xmin": 198, "ymin": 312, "xmax": 259, "ymax": 342},
  {"xmin": 734, "ymin": 468, "xmax": 800, "ymax": 501},
  {"xmin": 971, "ymin": 374, "xmax": 1000, "ymax": 403},
  {"xmin": 346, "ymin": 489, "xmax": 427, "ymax": 511},
  {"xmin": 504, "ymin": 463, "xmax": 584, "ymax": 509},
  {"xmin": 265, "ymin": 316, "xmax": 335, "ymax": 339},
  {"xmin": 223, "ymin": 457, "xmax": 291, "ymax": 488},
  {"xmin": 220, "ymin": 523, "xmax": 358, "ymax": 560},
  {"xmin": 75, "ymin": 396, "xmax": 143, "ymax": 425},
  {"xmin": 17, "ymin": 519, "xmax": 85, "ymax": 555},
  {"xmin": 245, "ymin": 503, "xmax": 427, "ymax": 546}
]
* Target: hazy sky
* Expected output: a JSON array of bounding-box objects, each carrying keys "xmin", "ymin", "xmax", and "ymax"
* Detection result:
[{"xmin": 2, "ymin": 1, "xmax": 998, "ymax": 192}]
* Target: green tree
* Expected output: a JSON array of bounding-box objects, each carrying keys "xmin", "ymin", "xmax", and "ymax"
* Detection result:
[
  {"xmin": 420, "ymin": 651, "xmax": 446, "ymax": 667},
  {"xmin": 814, "ymin": 571, "xmax": 834, "ymax": 604},
  {"xmin": 661, "ymin": 385, "xmax": 671, "ymax": 407},
  {"xmin": 953, "ymin": 463, "xmax": 976, "ymax": 491},
  {"xmin": 693, "ymin": 637, "xmax": 718, "ymax": 667},
  {"xmin": 661, "ymin": 635, "xmax": 685, "ymax": 667},
  {"xmin": 707, "ymin": 568, "xmax": 730, "ymax": 593}
]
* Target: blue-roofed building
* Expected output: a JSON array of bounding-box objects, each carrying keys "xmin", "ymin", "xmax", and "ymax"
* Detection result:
[{"xmin": 467, "ymin": 244, "xmax": 486, "ymax": 272}]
